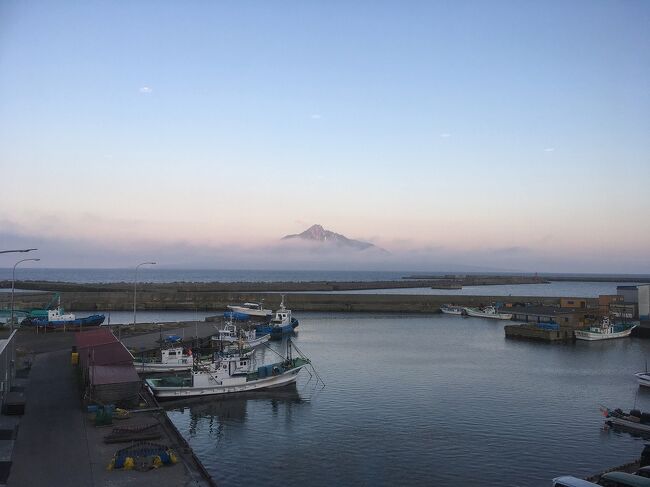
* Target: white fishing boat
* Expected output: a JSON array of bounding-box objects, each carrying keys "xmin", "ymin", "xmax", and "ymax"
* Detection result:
[
  {"xmin": 574, "ymin": 316, "xmax": 637, "ymax": 341},
  {"xmin": 212, "ymin": 322, "xmax": 270, "ymax": 348},
  {"xmin": 464, "ymin": 306, "xmax": 513, "ymax": 320},
  {"xmin": 636, "ymin": 371, "xmax": 650, "ymax": 388},
  {"xmin": 440, "ymin": 304, "xmax": 464, "ymax": 315},
  {"xmin": 133, "ymin": 346, "xmax": 194, "ymax": 373},
  {"xmin": 227, "ymin": 302, "xmax": 273, "ymax": 318},
  {"xmin": 145, "ymin": 342, "xmax": 310, "ymax": 399}
]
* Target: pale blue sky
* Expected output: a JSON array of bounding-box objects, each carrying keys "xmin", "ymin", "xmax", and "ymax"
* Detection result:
[{"xmin": 1, "ymin": 1, "xmax": 649, "ymax": 272}]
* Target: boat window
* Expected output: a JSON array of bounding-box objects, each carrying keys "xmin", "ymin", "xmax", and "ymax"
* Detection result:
[{"xmin": 169, "ymin": 351, "xmax": 176, "ymax": 356}]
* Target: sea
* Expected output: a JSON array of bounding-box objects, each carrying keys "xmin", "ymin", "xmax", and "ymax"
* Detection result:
[
  {"xmin": 0, "ymin": 268, "xmax": 648, "ymax": 300},
  {"xmin": 160, "ymin": 312, "xmax": 650, "ymax": 487}
]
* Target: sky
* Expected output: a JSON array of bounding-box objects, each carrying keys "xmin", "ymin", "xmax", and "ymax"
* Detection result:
[{"xmin": 1, "ymin": 1, "xmax": 649, "ymax": 273}]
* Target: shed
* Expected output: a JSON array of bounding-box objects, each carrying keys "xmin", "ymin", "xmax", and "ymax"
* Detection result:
[{"xmin": 89, "ymin": 365, "xmax": 141, "ymax": 405}]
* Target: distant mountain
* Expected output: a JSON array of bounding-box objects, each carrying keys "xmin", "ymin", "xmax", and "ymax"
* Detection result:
[{"xmin": 281, "ymin": 224, "xmax": 386, "ymax": 252}]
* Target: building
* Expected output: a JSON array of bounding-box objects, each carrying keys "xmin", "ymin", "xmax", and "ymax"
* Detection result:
[
  {"xmin": 618, "ymin": 286, "xmax": 640, "ymax": 304},
  {"xmin": 75, "ymin": 329, "xmax": 141, "ymax": 406},
  {"xmin": 560, "ymin": 298, "xmax": 588, "ymax": 309},
  {"xmin": 510, "ymin": 306, "xmax": 592, "ymax": 328}
]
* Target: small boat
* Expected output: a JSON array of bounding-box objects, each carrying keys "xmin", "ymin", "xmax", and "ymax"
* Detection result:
[
  {"xmin": 440, "ymin": 304, "xmax": 464, "ymax": 315},
  {"xmin": 269, "ymin": 296, "xmax": 299, "ymax": 340},
  {"xmin": 133, "ymin": 346, "xmax": 194, "ymax": 373},
  {"xmin": 145, "ymin": 341, "xmax": 310, "ymax": 399},
  {"xmin": 26, "ymin": 306, "xmax": 105, "ymax": 328},
  {"xmin": 574, "ymin": 316, "xmax": 637, "ymax": 341},
  {"xmin": 464, "ymin": 306, "xmax": 513, "ymax": 320},
  {"xmin": 637, "ymin": 371, "xmax": 650, "ymax": 388},
  {"xmin": 227, "ymin": 302, "xmax": 273, "ymax": 318},
  {"xmin": 211, "ymin": 322, "xmax": 270, "ymax": 348},
  {"xmin": 602, "ymin": 406, "xmax": 650, "ymax": 436}
]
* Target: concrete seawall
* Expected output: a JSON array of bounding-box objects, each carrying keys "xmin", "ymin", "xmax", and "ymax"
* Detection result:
[{"xmin": 2, "ymin": 290, "xmax": 592, "ymax": 313}]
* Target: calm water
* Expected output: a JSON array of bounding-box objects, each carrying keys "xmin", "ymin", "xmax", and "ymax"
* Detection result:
[
  {"xmin": 325, "ymin": 281, "xmax": 648, "ymax": 298},
  {"xmin": 165, "ymin": 312, "xmax": 650, "ymax": 487},
  {"xmin": 2, "ymin": 268, "xmax": 649, "ymax": 285}
]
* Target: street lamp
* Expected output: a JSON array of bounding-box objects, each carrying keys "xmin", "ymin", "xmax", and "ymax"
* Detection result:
[
  {"xmin": 133, "ymin": 261, "xmax": 156, "ymax": 327},
  {"xmin": 11, "ymin": 258, "xmax": 40, "ymax": 331}
]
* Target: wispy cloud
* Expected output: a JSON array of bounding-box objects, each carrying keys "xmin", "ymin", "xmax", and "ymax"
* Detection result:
[
  {"xmin": 440, "ymin": 133, "xmax": 451, "ymax": 138},
  {"xmin": 310, "ymin": 114, "xmax": 322, "ymax": 120},
  {"xmin": 544, "ymin": 147, "xmax": 555, "ymax": 152},
  {"xmin": 139, "ymin": 86, "xmax": 153, "ymax": 94}
]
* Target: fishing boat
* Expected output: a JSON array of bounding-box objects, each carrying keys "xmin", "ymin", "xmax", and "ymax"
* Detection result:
[
  {"xmin": 145, "ymin": 341, "xmax": 310, "ymax": 399},
  {"xmin": 574, "ymin": 316, "xmax": 637, "ymax": 341},
  {"xmin": 227, "ymin": 302, "xmax": 272, "ymax": 318},
  {"xmin": 464, "ymin": 306, "xmax": 513, "ymax": 320},
  {"xmin": 636, "ymin": 371, "xmax": 650, "ymax": 388},
  {"xmin": 602, "ymin": 406, "xmax": 650, "ymax": 435},
  {"xmin": 440, "ymin": 304, "xmax": 464, "ymax": 315},
  {"xmin": 269, "ymin": 296, "xmax": 299, "ymax": 340},
  {"xmin": 133, "ymin": 346, "xmax": 194, "ymax": 373},
  {"xmin": 211, "ymin": 322, "xmax": 270, "ymax": 348},
  {"xmin": 25, "ymin": 306, "xmax": 105, "ymax": 328}
]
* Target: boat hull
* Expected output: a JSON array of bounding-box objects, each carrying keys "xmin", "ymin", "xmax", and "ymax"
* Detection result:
[
  {"xmin": 227, "ymin": 306, "xmax": 272, "ymax": 318},
  {"xmin": 636, "ymin": 372, "xmax": 650, "ymax": 388},
  {"xmin": 270, "ymin": 319, "xmax": 299, "ymax": 340},
  {"xmin": 133, "ymin": 362, "xmax": 193, "ymax": 373},
  {"xmin": 440, "ymin": 308, "xmax": 463, "ymax": 315},
  {"xmin": 575, "ymin": 326, "xmax": 636, "ymax": 341},
  {"xmin": 29, "ymin": 314, "xmax": 106, "ymax": 328},
  {"xmin": 606, "ymin": 416, "xmax": 650, "ymax": 435},
  {"xmin": 464, "ymin": 308, "xmax": 513, "ymax": 320},
  {"xmin": 147, "ymin": 366, "xmax": 304, "ymax": 399}
]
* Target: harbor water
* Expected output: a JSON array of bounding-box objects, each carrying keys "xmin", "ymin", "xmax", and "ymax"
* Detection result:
[{"xmin": 164, "ymin": 312, "xmax": 650, "ymax": 487}]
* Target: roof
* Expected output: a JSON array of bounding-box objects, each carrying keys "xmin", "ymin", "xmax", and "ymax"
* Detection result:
[
  {"xmin": 79, "ymin": 341, "xmax": 134, "ymax": 368},
  {"xmin": 75, "ymin": 328, "xmax": 117, "ymax": 349},
  {"xmin": 90, "ymin": 365, "xmax": 140, "ymax": 386}
]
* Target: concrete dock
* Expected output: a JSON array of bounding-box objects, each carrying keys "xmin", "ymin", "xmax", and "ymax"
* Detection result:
[{"xmin": 5, "ymin": 330, "xmax": 214, "ymax": 487}]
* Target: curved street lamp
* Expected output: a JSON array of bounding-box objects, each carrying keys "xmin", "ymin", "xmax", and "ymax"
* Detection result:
[
  {"xmin": 0, "ymin": 249, "xmax": 37, "ymax": 254},
  {"xmin": 11, "ymin": 258, "xmax": 41, "ymax": 331},
  {"xmin": 133, "ymin": 261, "xmax": 156, "ymax": 327}
]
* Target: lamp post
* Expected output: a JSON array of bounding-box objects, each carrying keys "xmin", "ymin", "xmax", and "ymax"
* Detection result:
[
  {"xmin": 11, "ymin": 258, "xmax": 40, "ymax": 331},
  {"xmin": 133, "ymin": 261, "xmax": 156, "ymax": 327}
]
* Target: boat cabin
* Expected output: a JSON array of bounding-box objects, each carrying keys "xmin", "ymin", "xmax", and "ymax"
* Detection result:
[
  {"xmin": 161, "ymin": 346, "xmax": 191, "ymax": 365},
  {"xmin": 48, "ymin": 307, "xmax": 75, "ymax": 322}
]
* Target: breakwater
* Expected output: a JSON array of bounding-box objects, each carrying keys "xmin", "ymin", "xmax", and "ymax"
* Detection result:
[{"xmin": 2, "ymin": 288, "xmax": 588, "ymax": 313}]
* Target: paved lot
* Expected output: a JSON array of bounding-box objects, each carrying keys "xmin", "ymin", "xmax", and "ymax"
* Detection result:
[
  {"xmin": 7, "ymin": 348, "xmax": 209, "ymax": 487},
  {"xmin": 8, "ymin": 350, "xmax": 93, "ymax": 487}
]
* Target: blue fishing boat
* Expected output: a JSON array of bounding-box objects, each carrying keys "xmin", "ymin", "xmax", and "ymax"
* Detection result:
[
  {"xmin": 27, "ymin": 307, "xmax": 105, "ymax": 328},
  {"xmin": 269, "ymin": 296, "xmax": 299, "ymax": 340}
]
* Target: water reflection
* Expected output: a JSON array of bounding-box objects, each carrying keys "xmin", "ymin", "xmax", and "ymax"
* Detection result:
[{"xmin": 166, "ymin": 384, "xmax": 305, "ymax": 440}]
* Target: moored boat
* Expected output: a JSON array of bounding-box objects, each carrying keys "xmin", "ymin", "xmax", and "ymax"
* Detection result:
[
  {"xmin": 133, "ymin": 346, "xmax": 194, "ymax": 373},
  {"xmin": 211, "ymin": 322, "xmax": 270, "ymax": 348},
  {"xmin": 145, "ymin": 342, "xmax": 310, "ymax": 399},
  {"xmin": 24, "ymin": 306, "xmax": 105, "ymax": 328},
  {"xmin": 269, "ymin": 296, "xmax": 299, "ymax": 340},
  {"xmin": 464, "ymin": 306, "xmax": 513, "ymax": 320},
  {"xmin": 602, "ymin": 406, "xmax": 650, "ymax": 436},
  {"xmin": 574, "ymin": 316, "xmax": 637, "ymax": 341},
  {"xmin": 636, "ymin": 371, "xmax": 650, "ymax": 388},
  {"xmin": 227, "ymin": 302, "xmax": 272, "ymax": 318},
  {"xmin": 440, "ymin": 304, "xmax": 464, "ymax": 315}
]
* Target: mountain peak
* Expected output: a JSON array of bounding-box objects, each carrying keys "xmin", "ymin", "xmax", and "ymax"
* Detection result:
[{"xmin": 281, "ymin": 224, "xmax": 386, "ymax": 252}]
